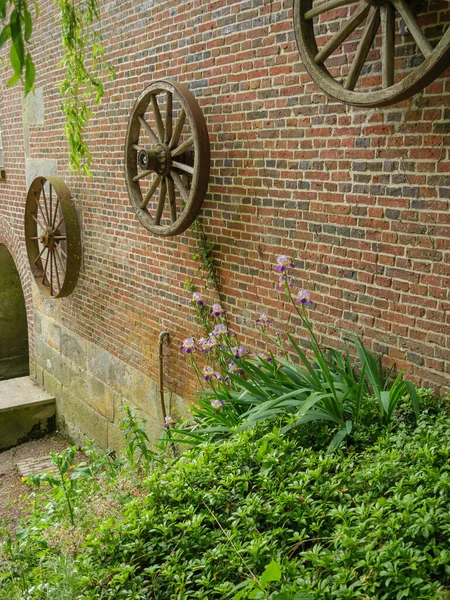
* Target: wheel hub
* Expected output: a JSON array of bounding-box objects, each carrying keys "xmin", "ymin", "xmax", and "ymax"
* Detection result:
[
  {"xmin": 138, "ymin": 144, "xmax": 171, "ymax": 176},
  {"xmin": 39, "ymin": 228, "xmax": 60, "ymax": 250}
]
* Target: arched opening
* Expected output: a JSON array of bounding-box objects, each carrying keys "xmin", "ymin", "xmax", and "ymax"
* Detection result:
[{"xmin": 0, "ymin": 244, "xmax": 29, "ymax": 380}]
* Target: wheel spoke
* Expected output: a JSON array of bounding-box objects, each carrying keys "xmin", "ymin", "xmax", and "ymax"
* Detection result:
[
  {"xmin": 34, "ymin": 192, "xmax": 49, "ymax": 227},
  {"xmin": 133, "ymin": 169, "xmax": 153, "ymax": 182},
  {"xmin": 132, "ymin": 144, "xmax": 146, "ymax": 151},
  {"xmin": 138, "ymin": 115, "xmax": 159, "ymax": 145},
  {"xmin": 52, "ymin": 198, "xmax": 60, "ymax": 229},
  {"xmin": 34, "ymin": 245, "xmax": 46, "ymax": 264},
  {"xmin": 42, "ymin": 249, "xmax": 51, "ymax": 286},
  {"xmin": 49, "ymin": 185, "xmax": 53, "ymax": 225},
  {"xmin": 305, "ymin": 0, "xmax": 359, "ymax": 21},
  {"xmin": 50, "ymin": 246, "xmax": 54, "ymax": 296},
  {"xmin": 164, "ymin": 92, "xmax": 173, "ymax": 145},
  {"xmin": 381, "ymin": 4, "xmax": 395, "ymax": 88},
  {"xmin": 56, "ymin": 244, "xmax": 67, "ymax": 260},
  {"xmin": 171, "ymin": 136, "xmax": 194, "ymax": 158},
  {"xmin": 54, "ymin": 216, "xmax": 64, "ymax": 232},
  {"xmin": 32, "ymin": 214, "xmax": 47, "ymax": 231},
  {"xmin": 167, "ymin": 176, "xmax": 177, "ymax": 223},
  {"xmin": 345, "ymin": 6, "xmax": 380, "ymax": 90},
  {"xmin": 315, "ymin": 3, "xmax": 370, "ymax": 64},
  {"xmin": 140, "ymin": 175, "xmax": 162, "ymax": 209},
  {"xmin": 154, "ymin": 178, "xmax": 167, "ymax": 225},
  {"xmin": 391, "ymin": 0, "xmax": 432, "ymax": 58},
  {"xmin": 41, "ymin": 181, "xmax": 51, "ymax": 225},
  {"xmin": 150, "ymin": 94, "xmax": 165, "ymax": 141},
  {"xmin": 171, "ymin": 170, "xmax": 189, "ymax": 203},
  {"xmin": 53, "ymin": 250, "xmax": 61, "ymax": 294},
  {"xmin": 55, "ymin": 244, "xmax": 66, "ymax": 273},
  {"xmin": 172, "ymin": 160, "xmax": 195, "ymax": 175},
  {"xmin": 54, "ymin": 235, "xmax": 67, "ymax": 240},
  {"xmin": 169, "ymin": 109, "xmax": 186, "ymax": 149}
]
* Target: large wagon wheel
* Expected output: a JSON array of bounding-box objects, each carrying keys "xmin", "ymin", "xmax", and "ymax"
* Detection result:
[
  {"xmin": 25, "ymin": 176, "xmax": 81, "ymax": 298},
  {"xmin": 294, "ymin": 0, "xmax": 450, "ymax": 107},
  {"xmin": 125, "ymin": 80, "xmax": 210, "ymax": 236}
]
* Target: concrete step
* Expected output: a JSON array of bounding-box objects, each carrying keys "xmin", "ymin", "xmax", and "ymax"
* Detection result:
[{"xmin": 0, "ymin": 376, "xmax": 55, "ymax": 451}]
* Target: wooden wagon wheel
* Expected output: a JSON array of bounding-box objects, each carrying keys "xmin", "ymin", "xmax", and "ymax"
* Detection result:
[
  {"xmin": 25, "ymin": 176, "xmax": 81, "ymax": 298},
  {"xmin": 294, "ymin": 0, "xmax": 450, "ymax": 107},
  {"xmin": 125, "ymin": 80, "xmax": 210, "ymax": 236}
]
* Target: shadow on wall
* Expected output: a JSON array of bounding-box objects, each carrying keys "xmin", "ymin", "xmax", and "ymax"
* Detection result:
[{"xmin": 0, "ymin": 244, "xmax": 29, "ymax": 380}]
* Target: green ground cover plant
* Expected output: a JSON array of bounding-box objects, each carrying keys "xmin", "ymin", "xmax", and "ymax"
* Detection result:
[{"xmin": 0, "ymin": 396, "xmax": 449, "ymax": 599}]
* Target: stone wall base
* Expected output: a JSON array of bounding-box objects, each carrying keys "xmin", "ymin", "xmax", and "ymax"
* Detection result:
[{"xmin": 31, "ymin": 311, "xmax": 188, "ymax": 451}]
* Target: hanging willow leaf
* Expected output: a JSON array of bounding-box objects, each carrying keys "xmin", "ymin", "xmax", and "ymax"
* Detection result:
[{"xmin": 0, "ymin": 0, "xmax": 114, "ymax": 175}]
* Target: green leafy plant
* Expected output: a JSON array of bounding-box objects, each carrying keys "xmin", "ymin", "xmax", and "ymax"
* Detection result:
[
  {"xmin": 177, "ymin": 255, "xmax": 420, "ymax": 452},
  {"xmin": 27, "ymin": 446, "xmax": 91, "ymax": 526},
  {"xmin": 231, "ymin": 560, "xmax": 313, "ymax": 599},
  {"xmin": 120, "ymin": 405, "xmax": 160, "ymax": 475},
  {"xmin": 1, "ymin": 398, "xmax": 449, "ymax": 599},
  {"xmin": 83, "ymin": 439, "xmax": 121, "ymax": 477},
  {"xmin": 349, "ymin": 331, "xmax": 420, "ymax": 424}
]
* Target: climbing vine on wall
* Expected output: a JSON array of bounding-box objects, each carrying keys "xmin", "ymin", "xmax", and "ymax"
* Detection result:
[
  {"xmin": 0, "ymin": 0, "xmax": 114, "ymax": 175},
  {"xmin": 185, "ymin": 217, "xmax": 228, "ymax": 325},
  {"xmin": 191, "ymin": 217, "xmax": 220, "ymax": 292}
]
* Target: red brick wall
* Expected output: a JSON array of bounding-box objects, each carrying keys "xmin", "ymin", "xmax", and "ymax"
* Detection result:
[{"xmin": 0, "ymin": 0, "xmax": 448, "ymax": 406}]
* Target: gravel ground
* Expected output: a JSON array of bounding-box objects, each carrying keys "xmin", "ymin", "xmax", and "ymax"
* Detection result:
[{"xmin": 0, "ymin": 433, "xmax": 71, "ymax": 533}]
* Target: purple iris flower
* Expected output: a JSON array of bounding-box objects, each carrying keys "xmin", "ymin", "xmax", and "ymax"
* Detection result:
[
  {"xmin": 210, "ymin": 399, "xmax": 226, "ymax": 409},
  {"xmin": 213, "ymin": 323, "xmax": 228, "ymax": 337},
  {"xmin": 188, "ymin": 291, "xmax": 204, "ymax": 307},
  {"xmin": 296, "ymin": 289, "xmax": 313, "ymax": 306},
  {"xmin": 164, "ymin": 415, "xmax": 176, "ymax": 429},
  {"xmin": 203, "ymin": 365, "xmax": 215, "ymax": 381},
  {"xmin": 274, "ymin": 255, "xmax": 295, "ymax": 273},
  {"xmin": 256, "ymin": 312, "xmax": 270, "ymax": 325},
  {"xmin": 212, "ymin": 303, "xmax": 225, "ymax": 317},
  {"xmin": 231, "ymin": 345, "xmax": 250, "ymax": 359},
  {"xmin": 180, "ymin": 337, "xmax": 196, "ymax": 353}
]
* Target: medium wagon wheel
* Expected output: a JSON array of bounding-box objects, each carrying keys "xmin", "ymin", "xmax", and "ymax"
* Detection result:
[
  {"xmin": 125, "ymin": 80, "xmax": 210, "ymax": 236},
  {"xmin": 25, "ymin": 176, "xmax": 81, "ymax": 298},
  {"xmin": 294, "ymin": 0, "xmax": 450, "ymax": 107}
]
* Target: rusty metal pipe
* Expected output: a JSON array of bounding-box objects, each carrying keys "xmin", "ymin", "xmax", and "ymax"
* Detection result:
[{"xmin": 158, "ymin": 331, "xmax": 170, "ymax": 423}]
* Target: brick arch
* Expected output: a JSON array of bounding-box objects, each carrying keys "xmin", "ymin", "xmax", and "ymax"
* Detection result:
[{"xmin": 0, "ymin": 217, "xmax": 34, "ymax": 351}]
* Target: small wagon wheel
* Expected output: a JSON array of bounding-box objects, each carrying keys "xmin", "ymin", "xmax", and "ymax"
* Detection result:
[
  {"xmin": 294, "ymin": 0, "xmax": 450, "ymax": 107},
  {"xmin": 125, "ymin": 80, "xmax": 210, "ymax": 236},
  {"xmin": 25, "ymin": 176, "xmax": 81, "ymax": 298}
]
